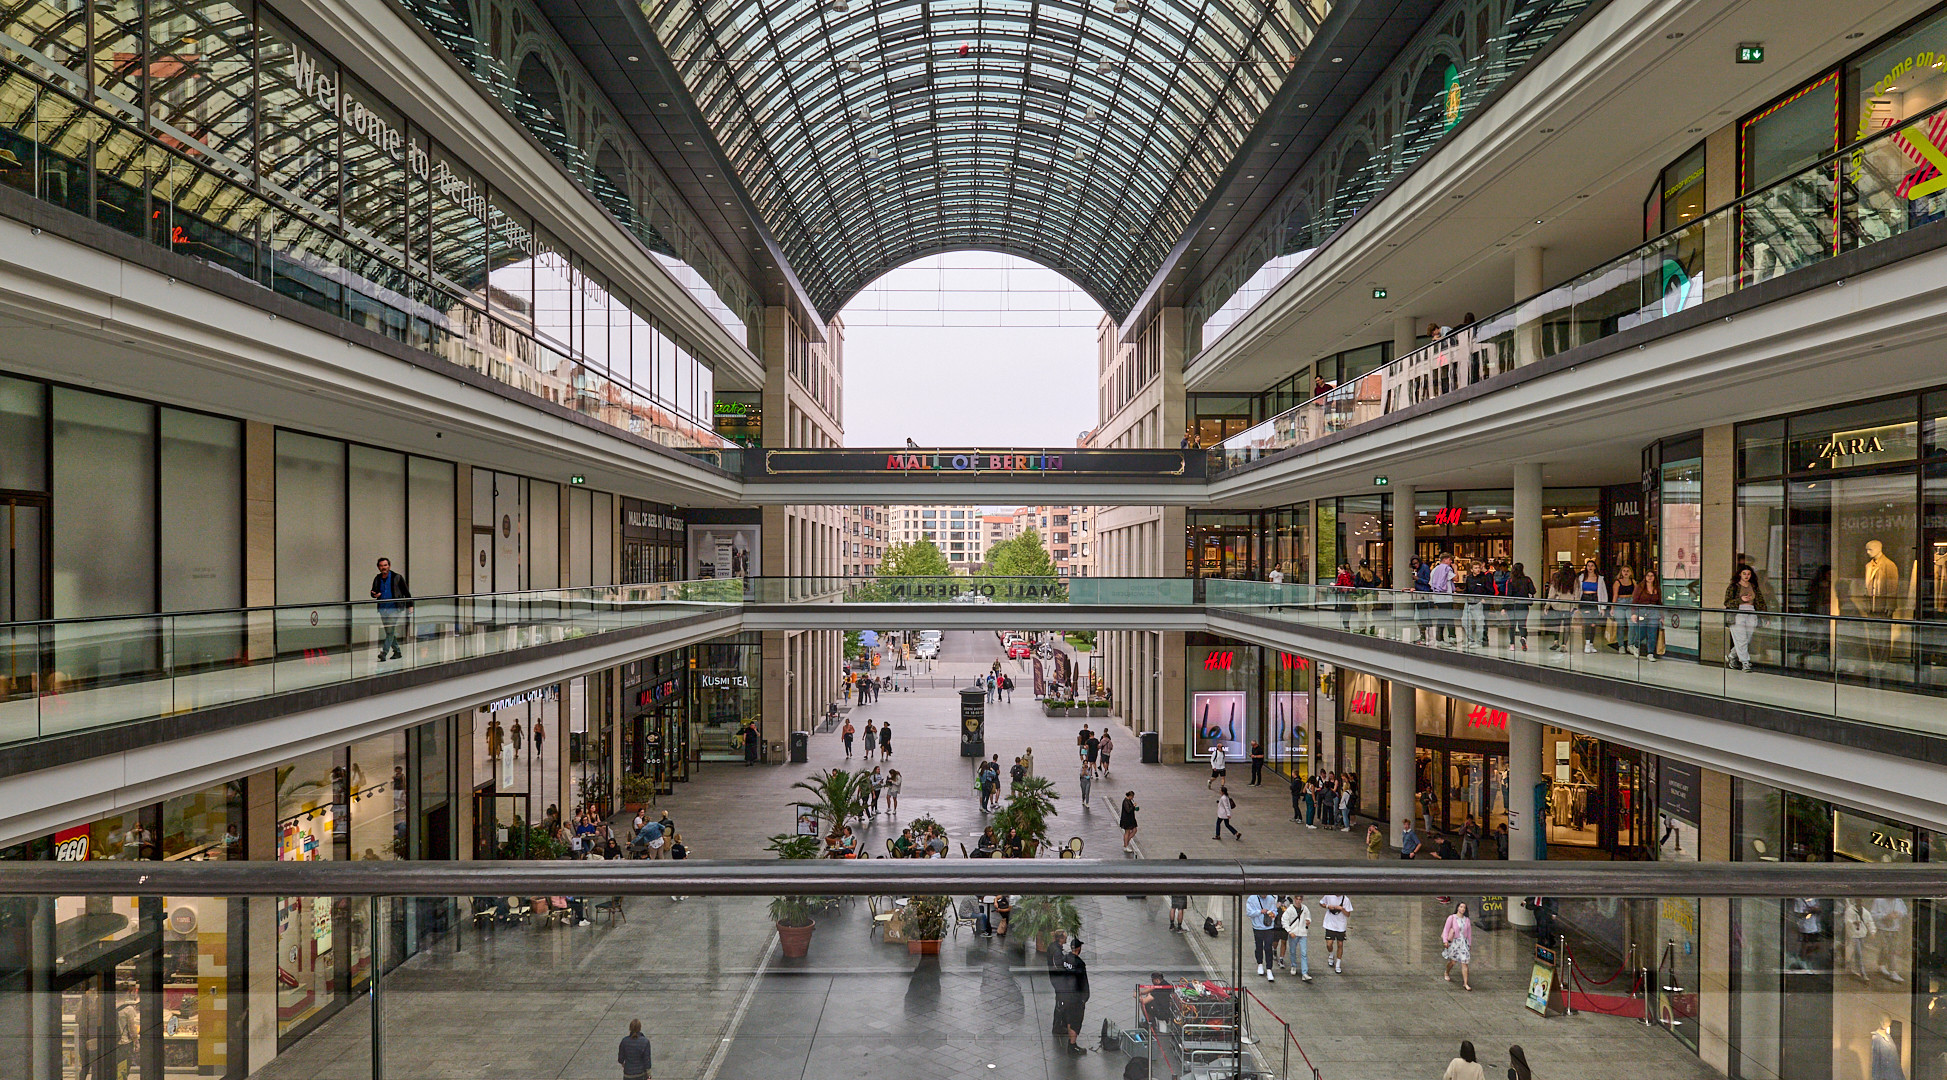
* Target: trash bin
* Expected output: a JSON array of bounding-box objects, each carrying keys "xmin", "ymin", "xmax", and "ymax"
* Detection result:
[
  {"xmin": 788, "ymin": 731, "xmax": 808, "ymax": 763},
  {"xmin": 770, "ymin": 740, "xmax": 784, "ymax": 763},
  {"xmin": 1140, "ymin": 730, "xmax": 1160, "ymax": 764}
]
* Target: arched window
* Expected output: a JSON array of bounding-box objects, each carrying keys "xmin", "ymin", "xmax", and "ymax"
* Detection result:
[{"xmin": 515, "ymin": 52, "xmax": 568, "ymax": 142}]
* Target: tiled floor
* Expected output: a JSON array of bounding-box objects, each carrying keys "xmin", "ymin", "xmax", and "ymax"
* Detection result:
[{"xmin": 253, "ymin": 631, "xmax": 1723, "ymax": 1080}]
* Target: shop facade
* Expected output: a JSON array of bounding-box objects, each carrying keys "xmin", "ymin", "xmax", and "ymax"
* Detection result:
[{"xmin": 1183, "ymin": 635, "xmax": 1315, "ymax": 777}]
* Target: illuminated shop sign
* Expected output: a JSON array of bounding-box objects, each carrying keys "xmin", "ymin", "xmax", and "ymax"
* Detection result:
[
  {"xmin": 635, "ymin": 675, "xmax": 682, "ymax": 708},
  {"xmin": 698, "ymin": 673, "xmax": 751, "ymax": 688},
  {"xmin": 1349, "ymin": 691, "xmax": 1379, "ymax": 715},
  {"xmin": 1277, "ymin": 653, "xmax": 1308, "ymax": 670},
  {"xmin": 1464, "ymin": 706, "xmax": 1509, "ymax": 730},
  {"xmin": 1790, "ymin": 422, "xmax": 1917, "ymax": 471},
  {"xmin": 756, "ymin": 448, "xmax": 1194, "ymax": 479},
  {"xmin": 486, "ymin": 685, "xmax": 558, "ymax": 712},
  {"xmin": 1203, "ymin": 651, "xmax": 1235, "ymax": 671}
]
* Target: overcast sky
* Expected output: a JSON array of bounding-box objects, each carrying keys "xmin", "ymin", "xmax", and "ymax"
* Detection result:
[{"xmin": 839, "ymin": 253, "xmax": 1103, "ymax": 448}]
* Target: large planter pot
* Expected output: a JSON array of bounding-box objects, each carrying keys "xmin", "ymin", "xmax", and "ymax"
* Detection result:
[
  {"xmin": 776, "ymin": 921, "xmax": 816, "ymax": 958},
  {"xmin": 907, "ymin": 938, "xmax": 942, "ymax": 955},
  {"xmin": 1041, "ymin": 705, "xmax": 1076, "ymax": 718}
]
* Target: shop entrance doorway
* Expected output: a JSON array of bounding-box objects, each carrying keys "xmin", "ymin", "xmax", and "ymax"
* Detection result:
[
  {"xmin": 54, "ymin": 906, "xmax": 165, "ymax": 1080},
  {"xmin": 472, "ymin": 790, "xmax": 530, "ymax": 860}
]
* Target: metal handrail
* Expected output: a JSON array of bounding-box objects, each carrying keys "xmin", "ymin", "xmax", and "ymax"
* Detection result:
[{"xmin": 3, "ymin": 859, "xmax": 1944, "ymax": 897}]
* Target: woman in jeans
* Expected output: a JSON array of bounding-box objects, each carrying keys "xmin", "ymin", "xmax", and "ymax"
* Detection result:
[
  {"xmin": 1627, "ymin": 569, "xmax": 1663, "ymax": 660},
  {"xmin": 1608, "ymin": 566, "xmax": 1637, "ymax": 651},
  {"xmin": 1506, "ymin": 561, "xmax": 1536, "ymax": 651},
  {"xmin": 1545, "ymin": 564, "xmax": 1580, "ymax": 652},
  {"xmin": 1575, "ymin": 559, "xmax": 1611, "ymax": 653},
  {"xmin": 1723, "ymin": 565, "xmax": 1767, "ymax": 672}
]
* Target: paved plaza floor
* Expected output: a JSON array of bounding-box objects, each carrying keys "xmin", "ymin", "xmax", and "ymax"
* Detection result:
[{"xmin": 254, "ymin": 631, "xmax": 1723, "ymax": 1080}]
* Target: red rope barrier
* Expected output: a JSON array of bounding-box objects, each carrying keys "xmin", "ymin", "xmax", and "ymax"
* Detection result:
[{"xmin": 1242, "ymin": 988, "xmax": 1320, "ymax": 1074}]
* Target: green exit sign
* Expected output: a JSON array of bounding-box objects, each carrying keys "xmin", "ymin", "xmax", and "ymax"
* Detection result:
[
  {"xmin": 1373, "ymin": 475, "xmax": 1389, "ymax": 486},
  {"xmin": 1737, "ymin": 43, "xmax": 1764, "ymax": 64},
  {"xmin": 570, "ymin": 475, "xmax": 586, "ymax": 485},
  {"xmin": 1371, "ymin": 287, "xmax": 1387, "ymax": 299}
]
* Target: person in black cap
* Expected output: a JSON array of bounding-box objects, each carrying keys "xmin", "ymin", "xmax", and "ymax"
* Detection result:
[{"xmin": 1050, "ymin": 933, "xmax": 1090, "ymax": 1055}]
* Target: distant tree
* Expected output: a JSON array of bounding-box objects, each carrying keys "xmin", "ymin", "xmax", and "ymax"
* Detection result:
[
  {"xmin": 880, "ymin": 538, "xmax": 954, "ymax": 578},
  {"xmin": 981, "ymin": 528, "xmax": 1056, "ymax": 579}
]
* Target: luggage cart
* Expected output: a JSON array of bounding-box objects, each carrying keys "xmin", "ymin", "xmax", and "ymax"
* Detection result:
[{"xmin": 1123, "ymin": 979, "xmax": 1246, "ymax": 1079}]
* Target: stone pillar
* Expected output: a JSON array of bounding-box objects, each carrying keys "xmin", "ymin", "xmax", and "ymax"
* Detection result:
[
  {"xmin": 763, "ymin": 631, "xmax": 789, "ymax": 748},
  {"xmin": 1393, "ymin": 314, "xmax": 1420, "ymax": 361},
  {"xmin": 1703, "ymin": 128, "xmax": 1737, "ymax": 299},
  {"xmin": 1697, "ymin": 766, "xmax": 1734, "ymax": 1072},
  {"xmin": 1391, "ymin": 483, "xmax": 1416, "ymax": 590},
  {"xmin": 454, "ymin": 710, "xmax": 475, "ymax": 858},
  {"xmin": 243, "ymin": 422, "xmax": 275, "ymax": 668},
  {"xmin": 1514, "ymin": 246, "xmax": 1545, "ymax": 366},
  {"xmin": 242, "ymin": 770, "xmax": 278, "ymax": 1073},
  {"xmin": 1513, "ymin": 463, "xmax": 1544, "ymax": 579},
  {"xmin": 1701, "ymin": 424, "xmax": 1735, "ymax": 664},
  {"xmin": 1388, "ymin": 680, "xmax": 1415, "ymax": 849},
  {"xmin": 1506, "ymin": 715, "xmax": 1542, "ymax": 926}
]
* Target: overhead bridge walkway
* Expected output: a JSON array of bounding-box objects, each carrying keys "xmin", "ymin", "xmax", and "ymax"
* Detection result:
[{"xmin": 5, "ymin": 577, "xmax": 1947, "ymax": 841}]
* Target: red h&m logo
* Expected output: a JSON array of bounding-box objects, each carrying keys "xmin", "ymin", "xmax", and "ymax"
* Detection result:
[
  {"xmin": 1465, "ymin": 706, "xmax": 1510, "ymax": 730},
  {"xmin": 1349, "ymin": 691, "xmax": 1379, "ymax": 715},
  {"xmin": 1278, "ymin": 653, "xmax": 1309, "ymax": 671},
  {"xmin": 1433, "ymin": 507, "xmax": 1466, "ymax": 526},
  {"xmin": 1203, "ymin": 651, "xmax": 1234, "ymax": 671}
]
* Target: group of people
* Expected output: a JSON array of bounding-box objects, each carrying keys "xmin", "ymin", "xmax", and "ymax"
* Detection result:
[
  {"xmin": 888, "ymin": 823, "xmax": 949, "ymax": 858},
  {"xmin": 1289, "ymin": 772, "xmax": 1357, "ymax": 830},
  {"xmin": 983, "ymin": 663, "xmax": 1017, "ymax": 702},
  {"xmin": 839, "ymin": 718, "xmax": 894, "ymax": 760},
  {"xmin": 975, "ymin": 751, "xmax": 1032, "ymax": 812},
  {"xmin": 1239, "ymin": 892, "xmax": 1354, "ymax": 982},
  {"xmin": 845, "ymin": 672, "xmax": 885, "ymax": 703}
]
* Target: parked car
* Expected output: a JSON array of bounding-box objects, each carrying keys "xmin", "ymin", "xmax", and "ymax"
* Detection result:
[{"xmin": 1007, "ymin": 642, "xmax": 1032, "ymax": 659}]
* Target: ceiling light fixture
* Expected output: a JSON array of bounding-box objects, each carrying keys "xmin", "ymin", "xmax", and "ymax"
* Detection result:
[
  {"xmin": 1114, "ymin": 0, "xmax": 1131, "ymax": 11},
  {"xmin": 1665, "ymin": 30, "xmax": 1683, "ymax": 39},
  {"xmin": 627, "ymin": 54, "xmax": 640, "ymax": 61},
  {"xmin": 1847, "ymin": 31, "xmax": 1865, "ymax": 38},
  {"xmin": 1331, "ymin": 56, "xmax": 1343, "ymax": 63},
  {"xmin": 846, "ymin": 59, "xmax": 862, "ymax": 73}
]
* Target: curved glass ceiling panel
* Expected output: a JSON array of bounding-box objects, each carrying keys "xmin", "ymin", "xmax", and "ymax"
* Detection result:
[{"xmin": 643, "ymin": 0, "xmax": 1323, "ymax": 318}]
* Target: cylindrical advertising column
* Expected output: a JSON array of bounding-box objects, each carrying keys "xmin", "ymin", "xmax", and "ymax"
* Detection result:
[{"xmin": 959, "ymin": 686, "xmax": 986, "ymax": 759}]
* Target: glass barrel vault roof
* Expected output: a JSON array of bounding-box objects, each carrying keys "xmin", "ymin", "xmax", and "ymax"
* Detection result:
[{"xmin": 643, "ymin": 0, "xmax": 1326, "ymax": 319}]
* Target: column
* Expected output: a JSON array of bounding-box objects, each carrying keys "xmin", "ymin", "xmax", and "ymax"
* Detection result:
[
  {"xmin": 1390, "ymin": 482, "xmax": 1415, "ymax": 589},
  {"xmin": 1513, "ymin": 246, "xmax": 1545, "ymax": 366},
  {"xmin": 1388, "ymin": 680, "xmax": 1415, "ymax": 850},
  {"xmin": 1506, "ymin": 715, "xmax": 1542, "ymax": 926},
  {"xmin": 1513, "ymin": 463, "xmax": 1543, "ymax": 579},
  {"xmin": 1393, "ymin": 314, "xmax": 1420, "ymax": 361},
  {"xmin": 1697, "ymin": 767, "xmax": 1734, "ymax": 1072},
  {"xmin": 242, "ymin": 770, "xmax": 279, "ymax": 1073},
  {"xmin": 1701, "ymin": 424, "xmax": 1735, "ymax": 665}
]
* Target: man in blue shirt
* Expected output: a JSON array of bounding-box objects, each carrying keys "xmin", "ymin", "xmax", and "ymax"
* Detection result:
[
  {"xmin": 1245, "ymin": 893, "xmax": 1280, "ymax": 982},
  {"xmin": 1400, "ymin": 818, "xmax": 1422, "ymax": 860},
  {"xmin": 369, "ymin": 558, "xmax": 412, "ymax": 661},
  {"xmin": 1427, "ymin": 552, "xmax": 1457, "ymax": 645}
]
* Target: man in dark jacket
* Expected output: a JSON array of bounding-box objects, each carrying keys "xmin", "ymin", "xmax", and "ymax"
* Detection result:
[
  {"xmin": 1051, "ymin": 935, "xmax": 1090, "ymax": 1054},
  {"xmin": 617, "ymin": 1019, "xmax": 652, "ymax": 1080},
  {"xmin": 369, "ymin": 558, "xmax": 412, "ymax": 661}
]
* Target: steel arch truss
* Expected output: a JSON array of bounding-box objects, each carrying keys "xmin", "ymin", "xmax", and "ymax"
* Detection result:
[{"xmin": 645, "ymin": 0, "xmax": 1322, "ymax": 317}]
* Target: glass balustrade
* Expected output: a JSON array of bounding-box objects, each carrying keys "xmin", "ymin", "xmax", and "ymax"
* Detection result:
[
  {"xmin": 1211, "ymin": 96, "xmax": 1947, "ymax": 473},
  {"xmin": 0, "ymin": 582, "xmax": 741, "ymax": 745},
  {"xmin": 1205, "ymin": 581, "xmax": 1947, "ymax": 734},
  {"xmin": 1, "ymin": 862, "xmax": 1939, "ymax": 1080}
]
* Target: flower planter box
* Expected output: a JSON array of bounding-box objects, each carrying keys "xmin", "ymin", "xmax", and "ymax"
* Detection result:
[
  {"xmin": 777, "ymin": 921, "xmax": 816, "ymax": 958},
  {"xmin": 907, "ymin": 938, "xmax": 942, "ymax": 955}
]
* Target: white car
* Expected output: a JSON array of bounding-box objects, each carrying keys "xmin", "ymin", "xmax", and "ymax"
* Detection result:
[{"xmin": 915, "ymin": 643, "xmax": 940, "ymax": 660}]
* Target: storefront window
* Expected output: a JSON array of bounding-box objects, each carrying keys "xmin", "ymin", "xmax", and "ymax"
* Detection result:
[
  {"xmin": 1262, "ymin": 650, "xmax": 1311, "ymax": 778},
  {"xmin": 1542, "ymin": 489, "xmax": 1602, "ymax": 577},
  {"xmin": 1318, "ymin": 495, "xmax": 1388, "ymax": 583},
  {"xmin": 1186, "ymin": 638, "xmax": 1257, "ymax": 764},
  {"xmin": 162, "ymin": 784, "xmax": 240, "ymax": 861},
  {"xmin": 276, "ymin": 748, "xmax": 343, "ymax": 1037},
  {"xmin": 1744, "ymin": 71, "xmax": 1841, "ymax": 192},
  {"xmin": 693, "ymin": 633, "xmax": 760, "ymax": 759}
]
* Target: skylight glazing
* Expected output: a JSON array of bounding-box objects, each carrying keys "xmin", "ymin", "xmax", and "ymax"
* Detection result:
[{"xmin": 644, "ymin": 0, "xmax": 1325, "ymax": 318}]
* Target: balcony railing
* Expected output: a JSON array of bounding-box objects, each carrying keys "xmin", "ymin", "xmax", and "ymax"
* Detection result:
[
  {"xmin": 2, "ymin": 862, "xmax": 1938, "ymax": 1080},
  {"xmin": 1213, "ymin": 95, "xmax": 1947, "ymax": 472},
  {"xmin": 0, "ymin": 581, "xmax": 740, "ymax": 746},
  {"xmin": 1205, "ymin": 581, "xmax": 1947, "ymax": 733}
]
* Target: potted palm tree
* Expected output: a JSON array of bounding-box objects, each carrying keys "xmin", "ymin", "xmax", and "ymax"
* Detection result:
[
  {"xmin": 790, "ymin": 768, "xmax": 868, "ymax": 837},
  {"xmin": 992, "ymin": 775, "xmax": 1059, "ymax": 857},
  {"xmin": 766, "ymin": 833, "xmax": 824, "ymax": 958},
  {"xmin": 904, "ymin": 894, "xmax": 951, "ymax": 955},
  {"xmin": 1011, "ymin": 895, "xmax": 1081, "ymax": 956}
]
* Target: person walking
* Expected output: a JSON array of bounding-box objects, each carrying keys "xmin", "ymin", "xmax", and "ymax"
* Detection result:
[
  {"xmin": 841, "ymin": 720, "xmax": 855, "ymax": 758},
  {"xmin": 1078, "ymin": 761, "xmax": 1094, "ymax": 805},
  {"xmin": 1119, "ymin": 791, "xmax": 1140, "ymax": 852},
  {"xmin": 1245, "ymin": 893, "xmax": 1280, "ymax": 981},
  {"xmin": 1545, "ymin": 564, "xmax": 1579, "ymax": 652},
  {"xmin": 1214, "ymin": 786, "xmax": 1241, "ymax": 840},
  {"xmin": 884, "ymin": 768, "xmax": 901, "ymax": 816},
  {"xmin": 1400, "ymin": 818, "xmax": 1422, "ymax": 859},
  {"xmin": 1443, "ymin": 1041, "xmax": 1486, "ymax": 1080},
  {"xmin": 1507, "ymin": 560, "xmax": 1536, "ymax": 651},
  {"xmin": 1319, "ymin": 893, "xmax": 1353, "ymax": 973},
  {"xmin": 878, "ymin": 720, "xmax": 892, "ymax": 760},
  {"xmin": 1248, "ymin": 741, "xmax": 1266, "ymax": 785},
  {"xmin": 1337, "ymin": 780, "xmax": 1353, "ymax": 832},
  {"xmin": 867, "ymin": 766, "xmax": 884, "ymax": 815},
  {"xmin": 1628, "ymin": 568, "xmax": 1664, "ymax": 660},
  {"xmin": 1441, "ymin": 902, "xmax": 1475, "ymax": 990},
  {"xmin": 862, "ymin": 720, "xmax": 877, "ymax": 761},
  {"xmin": 1083, "ymin": 730, "xmax": 1101, "ymax": 778},
  {"xmin": 1576, "ymin": 558, "xmax": 1611, "ymax": 654},
  {"xmin": 1095, "ymin": 733, "xmax": 1110, "ymax": 776},
  {"xmin": 1366, "ymin": 823, "xmax": 1386, "ymax": 859},
  {"xmin": 1022, "ymin": 746, "xmax": 1035, "ymax": 777},
  {"xmin": 1429, "ymin": 552, "xmax": 1457, "ymax": 645},
  {"xmin": 1282, "ymin": 894, "xmax": 1313, "ymax": 980},
  {"xmin": 369, "ymin": 557, "xmax": 412, "ymax": 662},
  {"xmin": 1290, "ymin": 772, "xmax": 1307, "ymax": 823},
  {"xmin": 1169, "ymin": 868, "xmax": 1190, "ymax": 933},
  {"xmin": 1724, "ymin": 564, "xmax": 1766, "ymax": 672},
  {"xmin": 617, "ymin": 1019, "xmax": 653, "ymax": 1080},
  {"xmin": 1206, "ymin": 744, "xmax": 1227, "ymax": 789},
  {"xmin": 1048, "ymin": 933, "xmax": 1090, "ymax": 1056}
]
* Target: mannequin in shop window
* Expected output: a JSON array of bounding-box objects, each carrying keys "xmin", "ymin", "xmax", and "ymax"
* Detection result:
[
  {"xmin": 1843, "ymin": 899, "xmax": 1877, "ymax": 981},
  {"xmin": 1860, "ymin": 540, "xmax": 1904, "ymax": 668},
  {"xmin": 1871, "ymin": 1017, "xmax": 1905, "ymax": 1080}
]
